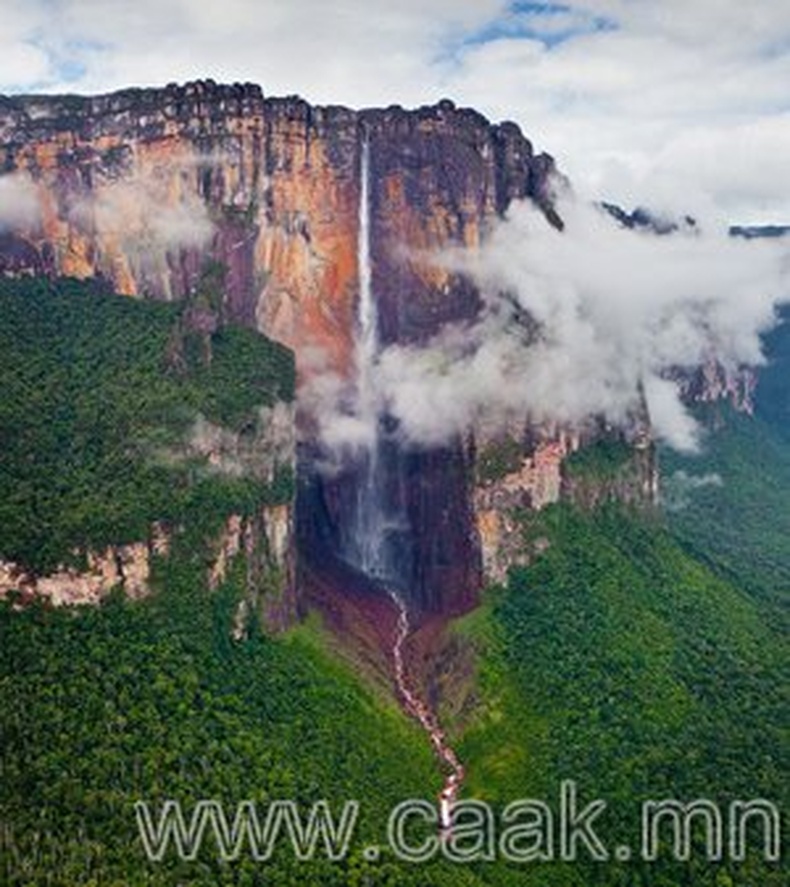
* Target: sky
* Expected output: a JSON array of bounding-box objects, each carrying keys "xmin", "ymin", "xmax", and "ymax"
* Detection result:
[{"xmin": 1, "ymin": 1, "xmax": 789, "ymax": 224}]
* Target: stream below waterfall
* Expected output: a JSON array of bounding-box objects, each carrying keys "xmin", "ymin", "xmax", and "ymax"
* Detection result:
[{"xmin": 386, "ymin": 589, "xmax": 465, "ymax": 832}]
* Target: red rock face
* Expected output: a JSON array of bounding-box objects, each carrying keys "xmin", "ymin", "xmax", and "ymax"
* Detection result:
[
  {"xmin": 0, "ymin": 83, "xmax": 560, "ymax": 376},
  {"xmin": 0, "ymin": 83, "xmax": 362, "ymax": 382},
  {"xmin": 363, "ymin": 104, "xmax": 560, "ymax": 347},
  {"xmin": 0, "ymin": 80, "xmax": 563, "ymax": 615}
]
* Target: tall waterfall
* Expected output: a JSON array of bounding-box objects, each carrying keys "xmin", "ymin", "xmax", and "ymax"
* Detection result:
[
  {"xmin": 353, "ymin": 137, "xmax": 385, "ymax": 577},
  {"xmin": 356, "ymin": 137, "xmax": 377, "ymax": 426},
  {"xmin": 349, "ymin": 134, "xmax": 465, "ymax": 833},
  {"xmin": 347, "ymin": 136, "xmax": 407, "ymax": 584}
]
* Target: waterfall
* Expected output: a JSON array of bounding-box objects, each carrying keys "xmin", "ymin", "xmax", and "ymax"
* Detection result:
[
  {"xmin": 349, "ymin": 135, "xmax": 408, "ymax": 584},
  {"xmin": 351, "ymin": 134, "xmax": 466, "ymax": 830},
  {"xmin": 357, "ymin": 137, "xmax": 377, "ymax": 423},
  {"xmin": 353, "ymin": 136, "xmax": 387, "ymax": 578}
]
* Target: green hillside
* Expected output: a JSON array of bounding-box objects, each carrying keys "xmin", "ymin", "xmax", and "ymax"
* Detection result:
[
  {"xmin": 659, "ymin": 308, "xmax": 790, "ymax": 622},
  {"xmin": 0, "ymin": 278, "xmax": 466, "ymax": 887},
  {"xmin": 0, "ymin": 277, "xmax": 295, "ymax": 573},
  {"xmin": 455, "ymin": 505, "xmax": 787, "ymax": 886},
  {"xmin": 454, "ymin": 354, "xmax": 790, "ymax": 885},
  {"xmin": 662, "ymin": 408, "xmax": 790, "ymax": 621},
  {"xmin": 1, "ymin": 558, "xmax": 458, "ymax": 886}
]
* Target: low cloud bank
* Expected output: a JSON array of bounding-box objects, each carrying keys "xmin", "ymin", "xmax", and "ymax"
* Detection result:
[
  {"xmin": 314, "ymin": 194, "xmax": 790, "ymax": 456},
  {"xmin": 70, "ymin": 172, "xmax": 214, "ymax": 255}
]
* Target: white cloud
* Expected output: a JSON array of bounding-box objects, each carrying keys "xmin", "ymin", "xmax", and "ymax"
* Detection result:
[
  {"xmin": 0, "ymin": 1, "xmax": 504, "ymax": 106},
  {"xmin": 444, "ymin": 2, "xmax": 790, "ymax": 222},
  {"xmin": 0, "ymin": 6, "xmax": 52, "ymax": 89},
  {"xmin": 325, "ymin": 195, "xmax": 790, "ymax": 452},
  {"xmin": 69, "ymin": 169, "xmax": 214, "ymax": 264}
]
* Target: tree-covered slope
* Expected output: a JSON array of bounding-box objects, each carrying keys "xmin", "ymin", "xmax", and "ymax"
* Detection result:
[
  {"xmin": 660, "ymin": 306, "xmax": 790, "ymax": 620},
  {"xmin": 1, "ymin": 275, "xmax": 787, "ymax": 887},
  {"xmin": 661, "ymin": 408, "xmax": 790, "ymax": 621},
  {"xmin": 0, "ymin": 277, "xmax": 295, "ymax": 573},
  {"xmin": 1, "ymin": 557, "xmax": 461, "ymax": 886},
  {"xmin": 455, "ymin": 506, "xmax": 787, "ymax": 887},
  {"xmin": 451, "ymin": 330, "xmax": 790, "ymax": 885},
  {"xmin": 0, "ymin": 278, "xmax": 472, "ymax": 887},
  {"xmin": 449, "ymin": 316, "xmax": 790, "ymax": 885}
]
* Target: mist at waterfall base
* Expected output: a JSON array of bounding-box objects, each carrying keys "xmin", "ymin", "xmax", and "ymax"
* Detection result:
[{"xmin": 310, "ymin": 195, "xmax": 790, "ymax": 458}]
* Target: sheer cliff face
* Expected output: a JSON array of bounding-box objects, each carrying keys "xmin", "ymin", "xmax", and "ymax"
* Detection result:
[
  {"xmin": 360, "ymin": 104, "xmax": 558, "ymax": 348},
  {"xmin": 1, "ymin": 82, "xmax": 361, "ymax": 379},
  {"xmin": 0, "ymin": 82, "xmax": 557, "ymax": 375},
  {"xmin": 0, "ymin": 80, "xmax": 563, "ymax": 614}
]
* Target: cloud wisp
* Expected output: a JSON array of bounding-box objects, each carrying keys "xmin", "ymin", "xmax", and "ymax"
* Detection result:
[
  {"xmin": 69, "ymin": 172, "xmax": 214, "ymax": 255},
  {"xmin": 0, "ymin": 173, "xmax": 41, "ymax": 232},
  {"xmin": 661, "ymin": 470, "xmax": 724, "ymax": 512},
  {"xmin": 314, "ymin": 193, "xmax": 790, "ymax": 456}
]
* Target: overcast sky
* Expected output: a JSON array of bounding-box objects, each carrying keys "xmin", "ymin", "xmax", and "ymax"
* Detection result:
[{"xmin": 2, "ymin": 0, "xmax": 789, "ymax": 223}]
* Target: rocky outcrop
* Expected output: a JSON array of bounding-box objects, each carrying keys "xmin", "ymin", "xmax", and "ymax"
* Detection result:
[
  {"xmin": 0, "ymin": 527, "xmax": 168, "ymax": 606},
  {"xmin": 669, "ymin": 360, "xmax": 757, "ymax": 415},
  {"xmin": 358, "ymin": 103, "xmax": 560, "ymax": 349},
  {"xmin": 474, "ymin": 427, "xmax": 578, "ymax": 583},
  {"xmin": 209, "ymin": 514, "xmax": 246, "ymax": 592},
  {"xmin": 0, "ymin": 496, "xmax": 296, "ymax": 630},
  {"xmin": 560, "ymin": 432, "xmax": 659, "ymax": 512},
  {"xmin": 210, "ymin": 503, "xmax": 297, "ymax": 637},
  {"xmin": 472, "ymin": 412, "xmax": 658, "ymax": 584},
  {"xmin": 185, "ymin": 401, "xmax": 295, "ymax": 481},
  {"xmin": 0, "ymin": 83, "xmax": 357, "ymax": 380}
]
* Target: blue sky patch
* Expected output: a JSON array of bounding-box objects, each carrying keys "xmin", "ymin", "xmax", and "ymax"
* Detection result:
[
  {"xmin": 461, "ymin": 1, "xmax": 616, "ymax": 50},
  {"xmin": 34, "ymin": 37, "xmax": 109, "ymax": 88},
  {"xmin": 56, "ymin": 58, "xmax": 87, "ymax": 83}
]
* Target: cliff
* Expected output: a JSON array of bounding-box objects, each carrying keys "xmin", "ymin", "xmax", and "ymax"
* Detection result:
[
  {"xmin": 0, "ymin": 81, "xmax": 654, "ymax": 613},
  {"xmin": 0, "ymin": 81, "xmax": 559, "ymax": 377},
  {"xmin": 669, "ymin": 360, "xmax": 757, "ymax": 415},
  {"xmin": 0, "ymin": 536, "xmax": 162, "ymax": 606},
  {"xmin": 473, "ymin": 413, "xmax": 658, "ymax": 583}
]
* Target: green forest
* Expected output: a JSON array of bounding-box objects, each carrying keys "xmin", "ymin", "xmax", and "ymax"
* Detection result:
[
  {"xmin": 1, "ymin": 278, "xmax": 787, "ymax": 886},
  {"xmin": 0, "ymin": 278, "xmax": 465, "ymax": 886},
  {"xmin": 455, "ymin": 504, "xmax": 787, "ymax": 886},
  {"xmin": 0, "ymin": 276, "xmax": 295, "ymax": 574}
]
